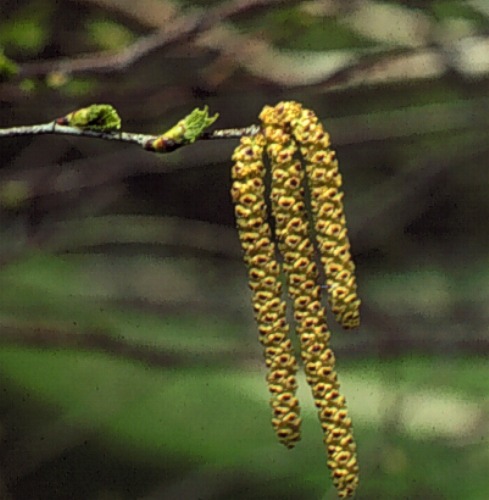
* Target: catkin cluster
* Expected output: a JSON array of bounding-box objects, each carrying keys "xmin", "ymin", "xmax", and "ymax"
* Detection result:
[{"xmin": 231, "ymin": 102, "xmax": 360, "ymax": 498}]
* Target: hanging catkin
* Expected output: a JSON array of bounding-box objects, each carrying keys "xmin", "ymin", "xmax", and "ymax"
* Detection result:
[
  {"xmin": 231, "ymin": 133, "xmax": 302, "ymax": 448},
  {"xmin": 260, "ymin": 102, "xmax": 359, "ymax": 498},
  {"xmin": 289, "ymin": 103, "xmax": 360, "ymax": 329}
]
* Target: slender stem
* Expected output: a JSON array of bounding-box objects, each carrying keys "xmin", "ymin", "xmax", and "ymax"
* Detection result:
[
  {"xmin": 0, "ymin": 121, "xmax": 261, "ymax": 152},
  {"xmin": 202, "ymin": 124, "xmax": 261, "ymax": 139}
]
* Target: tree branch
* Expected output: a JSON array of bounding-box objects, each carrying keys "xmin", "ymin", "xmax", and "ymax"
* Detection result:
[{"xmin": 0, "ymin": 120, "xmax": 260, "ymax": 152}]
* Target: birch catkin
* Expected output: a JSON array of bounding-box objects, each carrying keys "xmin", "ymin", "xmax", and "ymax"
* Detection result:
[
  {"xmin": 231, "ymin": 102, "xmax": 361, "ymax": 498},
  {"xmin": 260, "ymin": 102, "xmax": 359, "ymax": 498},
  {"xmin": 290, "ymin": 104, "xmax": 360, "ymax": 329},
  {"xmin": 231, "ymin": 133, "xmax": 302, "ymax": 448}
]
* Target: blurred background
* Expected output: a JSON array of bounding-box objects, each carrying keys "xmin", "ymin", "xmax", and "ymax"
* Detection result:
[{"xmin": 1, "ymin": 0, "xmax": 489, "ymax": 498}]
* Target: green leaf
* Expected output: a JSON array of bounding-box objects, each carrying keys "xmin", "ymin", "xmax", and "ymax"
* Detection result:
[
  {"xmin": 149, "ymin": 106, "xmax": 219, "ymax": 152},
  {"xmin": 179, "ymin": 106, "xmax": 219, "ymax": 143},
  {"xmin": 57, "ymin": 104, "xmax": 122, "ymax": 132},
  {"xmin": 86, "ymin": 19, "xmax": 135, "ymax": 51},
  {"xmin": 0, "ymin": 49, "xmax": 19, "ymax": 81}
]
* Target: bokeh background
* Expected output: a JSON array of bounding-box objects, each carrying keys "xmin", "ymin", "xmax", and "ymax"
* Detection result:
[{"xmin": 1, "ymin": 1, "xmax": 489, "ymax": 498}]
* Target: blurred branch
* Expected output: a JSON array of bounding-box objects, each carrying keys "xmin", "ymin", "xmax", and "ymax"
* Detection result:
[
  {"xmin": 0, "ymin": 213, "xmax": 243, "ymax": 268},
  {"xmin": 8, "ymin": 0, "xmax": 489, "ymax": 90},
  {"xmin": 319, "ymin": 36, "xmax": 489, "ymax": 90},
  {"xmin": 39, "ymin": 215, "xmax": 241, "ymax": 257},
  {"xmin": 18, "ymin": 0, "xmax": 298, "ymax": 79},
  {"xmin": 69, "ymin": 0, "xmax": 178, "ymax": 29},
  {"xmin": 198, "ymin": 28, "xmax": 489, "ymax": 88},
  {"xmin": 0, "ymin": 323, "xmax": 252, "ymax": 369}
]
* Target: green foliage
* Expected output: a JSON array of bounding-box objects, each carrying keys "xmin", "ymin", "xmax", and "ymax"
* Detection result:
[
  {"xmin": 18, "ymin": 78, "xmax": 36, "ymax": 92},
  {"xmin": 59, "ymin": 104, "xmax": 122, "ymax": 131},
  {"xmin": 0, "ymin": 18, "xmax": 46, "ymax": 53},
  {"xmin": 86, "ymin": 19, "xmax": 136, "ymax": 51},
  {"xmin": 237, "ymin": 6, "xmax": 375, "ymax": 51},
  {"xmin": 0, "ymin": 250, "xmax": 488, "ymax": 498},
  {"xmin": 430, "ymin": 0, "xmax": 489, "ymax": 24},
  {"xmin": 0, "ymin": 180, "xmax": 29, "ymax": 209},
  {"xmin": 148, "ymin": 106, "xmax": 219, "ymax": 152},
  {"xmin": 60, "ymin": 77, "xmax": 98, "ymax": 96},
  {"xmin": 163, "ymin": 106, "xmax": 219, "ymax": 144},
  {"xmin": 0, "ymin": 335, "xmax": 487, "ymax": 499},
  {"xmin": 0, "ymin": 49, "xmax": 18, "ymax": 81},
  {"xmin": 0, "ymin": 0, "xmax": 51, "ymax": 55}
]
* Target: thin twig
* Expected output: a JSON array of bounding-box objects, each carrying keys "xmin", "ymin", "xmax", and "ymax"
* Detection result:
[
  {"xmin": 0, "ymin": 122, "xmax": 151, "ymax": 146},
  {"xmin": 0, "ymin": 121, "xmax": 260, "ymax": 151}
]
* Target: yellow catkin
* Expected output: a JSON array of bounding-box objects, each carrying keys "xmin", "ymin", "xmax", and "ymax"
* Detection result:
[
  {"xmin": 231, "ymin": 133, "xmax": 301, "ymax": 448},
  {"xmin": 284, "ymin": 102, "xmax": 360, "ymax": 329},
  {"xmin": 260, "ymin": 103, "xmax": 359, "ymax": 498}
]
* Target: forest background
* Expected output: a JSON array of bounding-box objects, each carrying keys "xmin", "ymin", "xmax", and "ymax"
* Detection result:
[{"xmin": 0, "ymin": 0, "xmax": 488, "ymax": 498}]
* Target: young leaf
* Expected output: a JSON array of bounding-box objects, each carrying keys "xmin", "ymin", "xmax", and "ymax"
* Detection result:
[{"xmin": 56, "ymin": 104, "xmax": 122, "ymax": 132}]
